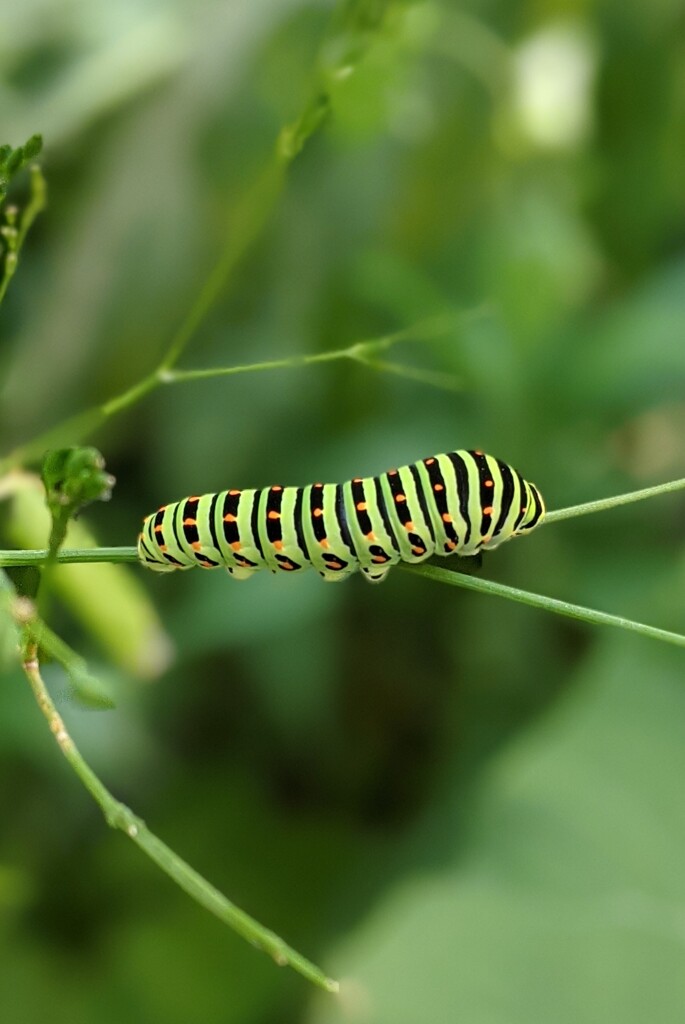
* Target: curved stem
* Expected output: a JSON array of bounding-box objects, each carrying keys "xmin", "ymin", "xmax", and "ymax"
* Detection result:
[
  {"xmin": 22, "ymin": 647, "xmax": 337, "ymax": 991},
  {"xmin": 0, "ymin": 572, "xmax": 337, "ymax": 993}
]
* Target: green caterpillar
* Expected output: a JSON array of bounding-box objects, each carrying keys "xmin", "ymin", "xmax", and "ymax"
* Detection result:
[{"xmin": 137, "ymin": 449, "xmax": 545, "ymax": 583}]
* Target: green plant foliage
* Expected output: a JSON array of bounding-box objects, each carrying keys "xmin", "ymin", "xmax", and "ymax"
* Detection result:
[
  {"xmin": 0, "ymin": 134, "xmax": 45, "ymax": 308},
  {"xmin": 1, "ymin": 0, "xmax": 685, "ymax": 1020},
  {"xmin": 38, "ymin": 447, "xmax": 115, "ymax": 582},
  {"xmin": 0, "ymin": 134, "xmax": 42, "ymax": 200},
  {"xmin": 41, "ymin": 446, "xmax": 114, "ymax": 513}
]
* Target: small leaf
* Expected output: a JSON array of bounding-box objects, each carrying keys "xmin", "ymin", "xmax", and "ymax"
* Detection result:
[
  {"xmin": 22, "ymin": 134, "xmax": 43, "ymax": 161},
  {"xmin": 0, "ymin": 133, "xmax": 43, "ymax": 200},
  {"xmin": 2, "ymin": 135, "xmax": 43, "ymax": 179}
]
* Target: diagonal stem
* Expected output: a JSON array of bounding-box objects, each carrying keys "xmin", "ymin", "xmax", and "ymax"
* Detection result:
[
  {"xmin": 545, "ymin": 477, "xmax": 685, "ymax": 524},
  {"xmin": 2, "ymin": 577, "xmax": 338, "ymax": 993},
  {"xmin": 400, "ymin": 562, "xmax": 685, "ymax": 650},
  {"xmin": 0, "ymin": 313, "xmax": 465, "ymax": 473}
]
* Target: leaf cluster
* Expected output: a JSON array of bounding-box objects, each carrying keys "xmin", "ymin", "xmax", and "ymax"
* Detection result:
[{"xmin": 0, "ymin": 134, "xmax": 42, "ymax": 200}]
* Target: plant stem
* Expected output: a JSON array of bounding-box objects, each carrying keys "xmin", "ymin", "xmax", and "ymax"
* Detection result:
[
  {"xmin": 100, "ymin": 372, "xmax": 160, "ymax": 417},
  {"xmin": 0, "ymin": 164, "xmax": 47, "ymax": 307},
  {"xmin": 0, "ymin": 547, "xmax": 138, "ymax": 566},
  {"xmin": 3, "ymin": 556, "xmax": 685, "ymax": 653},
  {"xmin": 8, "ymin": 592, "xmax": 337, "ymax": 992},
  {"xmin": 401, "ymin": 563, "xmax": 685, "ymax": 649},
  {"xmin": 0, "ymin": 314, "xmax": 464, "ymax": 474},
  {"xmin": 1, "ymin": 469, "xmax": 685, "ymax": 568},
  {"xmin": 3, "ymin": 470, "xmax": 685, "ymax": 649},
  {"xmin": 159, "ymin": 313, "xmax": 465, "ymax": 385},
  {"xmin": 544, "ymin": 477, "xmax": 685, "ymax": 524},
  {"xmin": 160, "ymin": 345, "xmax": 352, "ymax": 384},
  {"xmin": 159, "ymin": 165, "xmax": 285, "ymax": 372}
]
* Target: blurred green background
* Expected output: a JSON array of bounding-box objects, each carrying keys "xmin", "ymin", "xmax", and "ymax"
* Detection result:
[{"xmin": 2, "ymin": 1, "xmax": 685, "ymax": 1021}]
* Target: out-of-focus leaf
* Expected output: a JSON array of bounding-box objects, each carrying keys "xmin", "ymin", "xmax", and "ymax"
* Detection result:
[
  {"xmin": 565, "ymin": 257, "xmax": 685, "ymax": 413},
  {"xmin": 3, "ymin": 473, "xmax": 173, "ymax": 679},
  {"xmin": 308, "ymin": 639, "xmax": 685, "ymax": 1024}
]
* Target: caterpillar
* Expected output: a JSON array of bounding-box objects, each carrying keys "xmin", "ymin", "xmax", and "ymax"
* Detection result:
[{"xmin": 137, "ymin": 449, "xmax": 545, "ymax": 584}]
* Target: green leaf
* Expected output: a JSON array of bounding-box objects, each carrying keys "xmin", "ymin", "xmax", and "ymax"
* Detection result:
[{"xmin": 310, "ymin": 640, "xmax": 685, "ymax": 1024}]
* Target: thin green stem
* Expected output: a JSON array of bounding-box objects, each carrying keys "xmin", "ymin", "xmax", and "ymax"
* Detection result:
[
  {"xmin": 160, "ymin": 313, "xmax": 466, "ymax": 385},
  {"xmin": 22, "ymin": 610, "xmax": 114, "ymax": 708},
  {"xmin": 0, "ymin": 6, "xmax": 461, "ymax": 479},
  {"xmin": 545, "ymin": 477, "xmax": 685, "ymax": 524},
  {"xmin": 159, "ymin": 311, "xmax": 466, "ymax": 385},
  {"xmin": 163, "ymin": 348, "xmax": 463, "ymax": 392},
  {"xmin": 3, "ymin": 579, "xmax": 337, "ymax": 993},
  {"xmin": 0, "ymin": 407, "xmax": 112, "ymax": 473},
  {"xmin": 101, "ymin": 372, "xmax": 160, "ymax": 417},
  {"xmin": 2, "ymin": 476, "xmax": 685, "ymax": 649},
  {"xmin": 0, "ymin": 313, "xmax": 465, "ymax": 473},
  {"xmin": 160, "ymin": 346, "xmax": 349, "ymax": 384},
  {"xmin": 401, "ymin": 563, "xmax": 685, "ymax": 650},
  {"xmin": 159, "ymin": 0, "xmax": 401, "ymax": 373},
  {"xmin": 352, "ymin": 355, "xmax": 462, "ymax": 392},
  {"xmin": 0, "ymin": 164, "xmax": 47, "ymax": 307},
  {"xmin": 7, "ymin": 544, "xmax": 684, "ymax": 651},
  {"xmin": 1, "ymin": 469, "xmax": 685, "ymax": 568},
  {"xmin": 158, "ymin": 165, "xmax": 285, "ymax": 372},
  {"xmin": 16, "ymin": 164, "xmax": 47, "ymax": 247},
  {"xmin": 0, "ymin": 547, "xmax": 138, "ymax": 566}
]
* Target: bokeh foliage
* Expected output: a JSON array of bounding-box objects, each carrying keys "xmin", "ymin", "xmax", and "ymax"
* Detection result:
[{"xmin": 2, "ymin": 0, "xmax": 685, "ymax": 1021}]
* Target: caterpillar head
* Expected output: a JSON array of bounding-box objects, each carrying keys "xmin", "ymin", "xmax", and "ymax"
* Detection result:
[{"xmin": 515, "ymin": 482, "xmax": 545, "ymax": 535}]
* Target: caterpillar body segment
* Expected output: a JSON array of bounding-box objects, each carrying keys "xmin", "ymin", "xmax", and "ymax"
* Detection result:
[{"xmin": 137, "ymin": 449, "xmax": 545, "ymax": 583}]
